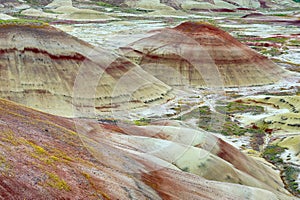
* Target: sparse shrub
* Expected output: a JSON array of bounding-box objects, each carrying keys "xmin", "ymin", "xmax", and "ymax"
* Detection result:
[
  {"xmin": 261, "ymin": 47, "xmax": 283, "ymax": 56},
  {"xmin": 284, "ymin": 166, "xmax": 300, "ymax": 195},
  {"xmin": 97, "ymin": 1, "xmax": 114, "ymax": 7},
  {"xmin": 262, "ymin": 144, "xmax": 286, "ymax": 164}
]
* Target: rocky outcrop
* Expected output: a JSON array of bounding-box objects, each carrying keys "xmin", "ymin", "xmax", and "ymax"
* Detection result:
[
  {"xmin": 260, "ymin": 0, "xmax": 300, "ymax": 9},
  {"xmin": 124, "ymin": 0, "xmax": 175, "ymax": 11},
  {"xmin": 0, "ymin": 14, "xmax": 16, "ymax": 20},
  {"xmin": 0, "ymin": 98, "xmax": 297, "ymax": 199},
  {"xmin": 121, "ymin": 21, "xmax": 288, "ymax": 87},
  {"xmin": 45, "ymin": 0, "xmax": 72, "ymax": 8},
  {"xmin": 180, "ymin": 0, "xmax": 259, "ymax": 10},
  {"xmin": 0, "ymin": 23, "xmax": 172, "ymax": 117}
]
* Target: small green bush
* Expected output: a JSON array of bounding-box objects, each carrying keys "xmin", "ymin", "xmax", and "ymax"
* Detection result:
[
  {"xmin": 284, "ymin": 166, "xmax": 300, "ymax": 194},
  {"xmin": 97, "ymin": 1, "xmax": 114, "ymax": 7},
  {"xmin": 134, "ymin": 118, "xmax": 151, "ymax": 126}
]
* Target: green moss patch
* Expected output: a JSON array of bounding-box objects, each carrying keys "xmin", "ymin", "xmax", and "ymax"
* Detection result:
[{"xmin": 0, "ymin": 19, "xmax": 48, "ymax": 27}]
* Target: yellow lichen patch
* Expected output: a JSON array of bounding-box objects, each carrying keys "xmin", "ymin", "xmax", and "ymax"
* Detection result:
[
  {"xmin": 81, "ymin": 171, "xmax": 90, "ymax": 180},
  {"xmin": 0, "ymin": 130, "xmax": 19, "ymax": 146},
  {"xmin": 28, "ymin": 141, "xmax": 47, "ymax": 155},
  {"xmin": 44, "ymin": 156, "xmax": 60, "ymax": 165},
  {"xmin": 18, "ymin": 138, "xmax": 47, "ymax": 155},
  {"xmin": 51, "ymin": 149, "xmax": 73, "ymax": 163},
  {"xmin": 0, "ymin": 154, "xmax": 6, "ymax": 165},
  {"xmin": 19, "ymin": 138, "xmax": 63, "ymax": 166},
  {"xmin": 98, "ymin": 191, "xmax": 110, "ymax": 200},
  {"xmin": 49, "ymin": 155, "xmax": 59, "ymax": 161},
  {"xmin": 46, "ymin": 172, "xmax": 71, "ymax": 191},
  {"xmin": 0, "ymin": 154, "xmax": 11, "ymax": 172},
  {"xmin": 245, "ymin": 149, "xmax": 260, "ymax": 156},
  {"xmin": 80, "ymin": 170, "xmax": 110, "ymax": 199}
]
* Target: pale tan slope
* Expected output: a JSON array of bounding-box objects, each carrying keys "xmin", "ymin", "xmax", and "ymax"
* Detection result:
[
  {"xmin": 0, "ymin": 24, "xmax": 172, "ymax": 117},
  {"xmin": 278, "ymin": 136, "xmax": 300, "ymax": 152},
  {"xmin": 181, "ymin": 0, "xmax": 239, "ymax": 10},
  {"xmin": 244, "ymin": 96, "xmax": 300, "ymax": 113},
  {"xmin": 263, "ymin": 113, "xmax": 300, "ymax": 132},
  {"xmin": 276, "ymin": 135, "xmax": 300, "ymax": 160},
  {"xmin": 124, "ymin": 0, "xmax": 175, "ymax": 10},
  {"xmin": 45, "ymin": 0, "xmax": 72, "ymax": 8},
  {"xmin": 243, "ymin": 96, "xmax": 300, "ymax": 132}
]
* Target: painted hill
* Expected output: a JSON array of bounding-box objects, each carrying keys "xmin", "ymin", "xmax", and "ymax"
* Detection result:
[
  {"xmin": 120, "ymin": 21, "xmax": 288, "ymax": 87},
  {"xmin": 0, "ymin": 98, "xmax": 297, "ymax": 199},
  {"xmin": 0, "ymin": 22, "xmax": 172, "ymax": 117},
  {"xmin": 97, "ymin": 0, "xmax": 299, "ymax": 10}
]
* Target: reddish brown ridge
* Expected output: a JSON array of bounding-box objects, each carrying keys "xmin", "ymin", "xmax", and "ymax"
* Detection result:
[
  {"xmin": 0, "ymin": 47, "xmax": 86, "ymax": 61},
  {"xmin": 173, "ymin": 21, "xmax": 245, "ymax": 47}
]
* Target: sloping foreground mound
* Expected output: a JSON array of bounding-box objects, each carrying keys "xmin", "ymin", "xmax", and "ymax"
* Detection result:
[
  {"xmin": 121, "ymin": 21, "xmax": 288, "ymax": 87},
  {"xmin": 0, "ymin": 98, "xmax": 297, "ymax": 199},
  {"xmin": 0, "ymin": 23, "xmax": 171, "ymax": 117}
]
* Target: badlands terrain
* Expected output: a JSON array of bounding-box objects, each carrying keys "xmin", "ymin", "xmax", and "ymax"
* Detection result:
[{"xmin": 0, "ymin": 0, "xmax": 299, "ymax": 199}]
